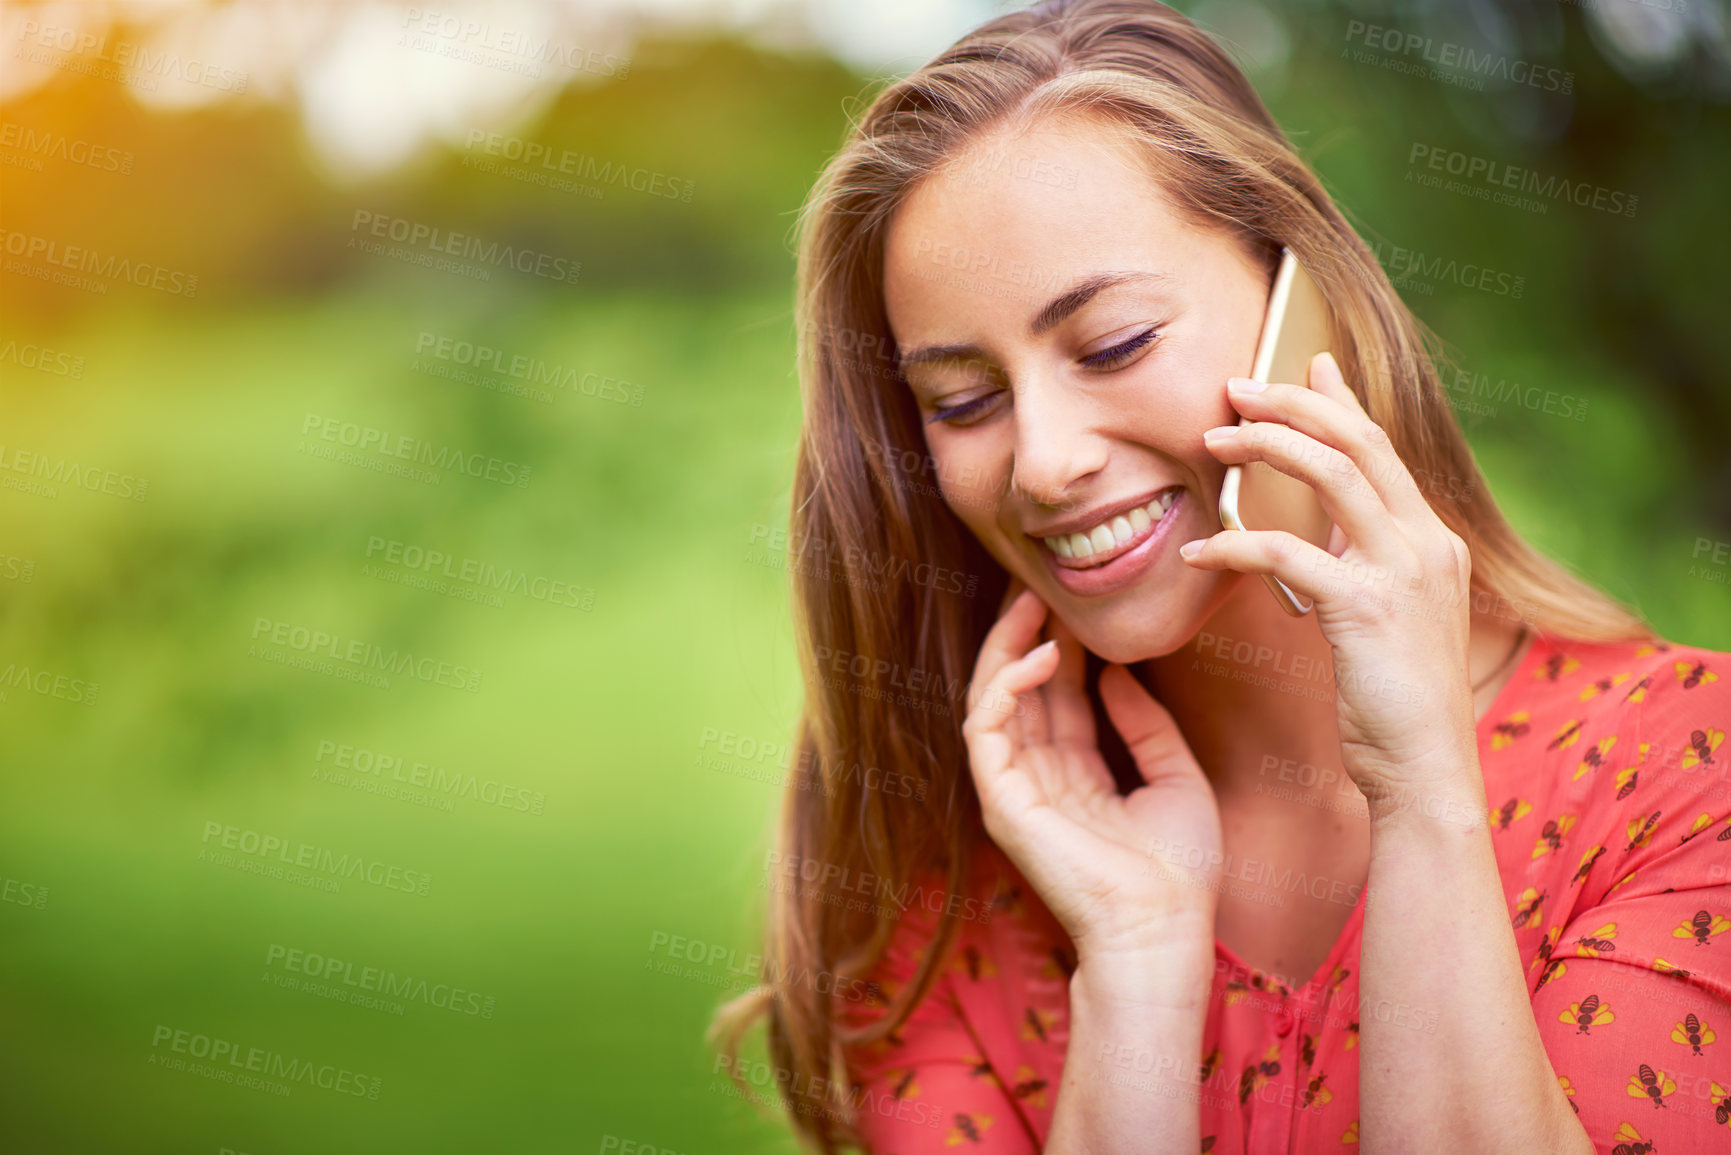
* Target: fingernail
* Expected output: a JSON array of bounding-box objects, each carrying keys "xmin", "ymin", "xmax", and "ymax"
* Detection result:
[
  {"xmin": 1202, "ymin": 425, "xmax": 1238, "ymax": 440},
  {"xmin": 1032, "ymin": 639, "xmax": 1057, "ymax": 657},
  {"xmin": 1178, "ymin": 540, "xmax": 1203, "ymax": 558},
  {"xmin": 1228, "ymin": 377, "xmax": 1266, "ymax": 393}
]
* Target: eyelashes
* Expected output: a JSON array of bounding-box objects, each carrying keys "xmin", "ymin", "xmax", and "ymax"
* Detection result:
[
  {"xmin": 1079, "ymin": 326, "xmax": 1159, "ymax": 370},
  {"xmin": 926, "ymin": 326, "xmax": 1162, "ymax": 427}
]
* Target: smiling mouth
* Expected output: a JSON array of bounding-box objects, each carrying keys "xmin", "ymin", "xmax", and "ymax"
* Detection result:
[{"xmin": 1036, "ymin": 486, "xmax": 1181, "ymax": 569}]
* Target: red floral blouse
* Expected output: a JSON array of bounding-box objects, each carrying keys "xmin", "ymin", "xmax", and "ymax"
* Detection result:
[{"xmin": 835, "ymin": 632, "xmax": 1731, "ymax": 1152}]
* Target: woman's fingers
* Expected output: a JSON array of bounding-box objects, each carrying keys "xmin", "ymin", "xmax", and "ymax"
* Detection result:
[
  {"xmin": 967, "ymin": 586, "xmax": 1048, "ymax": 717},
  {"xmin": 962, "ymin": 637, "xmax": 1060, "ymax": 805},
  {"xmin": 1098, "ymin": 664, "xmax": 1206, "ymax": 790},
  {"xmin": 1042, "ymin": 612, "xmax": 1098, "ymax": 750}
]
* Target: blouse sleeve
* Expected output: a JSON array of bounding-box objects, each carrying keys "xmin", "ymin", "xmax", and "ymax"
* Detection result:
[
  {"xmin": 835, "ymin": 902, "xmax": 1040, "ymax": 1153},
  {"xmin": 1528, "ymin": 661, "xmax": 1731, "ymax": 1151}
]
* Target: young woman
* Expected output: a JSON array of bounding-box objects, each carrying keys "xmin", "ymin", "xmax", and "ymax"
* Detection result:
[{"xmin": 713, "ymin": 1, "xmax": 1731, "ymax": 1150}]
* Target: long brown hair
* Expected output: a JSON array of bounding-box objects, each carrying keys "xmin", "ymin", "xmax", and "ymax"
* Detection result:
[{"xmin": 709, "ymin": 1, "xmax": 1654, "ymax": 1148}]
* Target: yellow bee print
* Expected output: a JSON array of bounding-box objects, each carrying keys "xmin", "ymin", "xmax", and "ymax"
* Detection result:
[
  {"xmin": 1539, "ymin": 653, "xmax": 1582, "ymax": 682},
  {"xmin": 1512, "ymin": 887, "xmax": 1547, "ymax": 929},
  {"xmin": 1676, "ymin": 660, "xmax": 1718, "ymax": 690},
  {"xmin": 1529, "ymin": 926, "xmax": 1564, "ymax": 978},
  {"xmin": 1536, "ymin": 959, "xmax": 1566, "ymax": 990},
  {"xmin": 1674, "ymin": 910, "xmax": 1731, "ymax": 946},
  {"xmin": 1711, "ymin": 1080, "xmax": 1731, "ymax": 1126},
  {"xmin": 1574, "ymin": 922, "xmax": 1618, "ymax": 957},
  {"xmin": 1653, "ymin": 957, "xmax": 1692, "ymax": 979},
  {"xmin": 1624, "ymin": 675, "xmax": 1653, "ymax": 703},
  {"xmin": 1198, "ymin": 1045, "xmax": 1223, "ymax": 1084},
  {"xmin": 1625, "ymin": 811, "xmax": 1661, "ymax": 851},
  {"xmin": 887, "ymin": 1067, "xmax": 921, "ymax": 1099},
  {"xmin": 1682, "ymin": 727, "xmax": 1724, "ymax": 771},
  {"xmin": 1548, "ymin": 718, "xmax": 1586, "ymax": 751},
  {"xmin": 1492, "ymin": 711, "xmax": 1532, "ymax": 751},
  {"xmin": 1611, "ymin": 1121, "xmax": 1656, "ymax": 1151},
  {"xmin": 1627, "ymin": 1063, "xmax": 1676, "ymax": 1108},
  {"xmin": 1558, "ymin": 1074, "xmax": 1578, "ymax": 1113},
  {"xmin": 1532, "ymin": 814, "xmax": 1578, "ymax": 859},
  {"xmin": 1010, "ymin": 1064, "xmax": 1048, "ymax": 1109},
  {"xmin": 1574, "ymin": 735, "xmax": 1617, "ymax": 780},
  {"xmin": 1342, "ymin": 1119, "xmax": 1360, "ymax": 1144},
  {"xmin": 1237, "ymin": 1042, "xmax": 1281, "ymax": 1105},
  {"xmin": 945, "ymin": 1112, "xmax": 994, "ymax": 1146},
  {"xmin": 1671, "ymin": 1012, "xmax": 1716, "ymax": 1056},
  {"xmin": 1490, "ymin": 797, "xmax": 1533, "ymax": 830},
  {"xmin": 1344, "ymin": 1019, "xmax": 1360, "ymax": 1050},
  {"xmin": 1019, "ymin": 1005, "xmax": 1057, "ymax": 1043},
  {"xmin": 1580, "ymin": 673, "xmax": 1632, "ymax": 701},
  {"xmin": 1302, "ymin": 1071, "xmax": 1332, "ymax": 1109},
  {"xmin": 1572, "ymin": 845, "xmax": 1606, "ymax": 885},
  {"xmin": 1681, "ymin": 812, "xmax": 1717, "ymax": 845},
  {"xmin": 1562, "ymin": 993, "xmax": 1614, "ymax": 1035},
  {"xmin": 954, "ymin": 944, "xmax": 998, "ymax": 982}
]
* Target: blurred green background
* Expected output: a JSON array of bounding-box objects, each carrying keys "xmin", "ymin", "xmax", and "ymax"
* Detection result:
[{"xmin": 1, "ymin": 2, "xmax": 1728, "ymax": 1152}]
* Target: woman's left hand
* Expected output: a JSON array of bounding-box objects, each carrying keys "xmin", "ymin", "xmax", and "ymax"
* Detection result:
[{"xmin": 1179, "ymin": 351, "xmax": 1482, "ymax": 826}]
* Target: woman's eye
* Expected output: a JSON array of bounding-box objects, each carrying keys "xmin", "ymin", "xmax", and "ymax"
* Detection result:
[
  {"xmin": 1079, "ymin": 326, "xmax": 1160, "ymax": 370},
  {"xmin": 927, "ymin": 391, "xmax": 1002, "ymax": 427}
]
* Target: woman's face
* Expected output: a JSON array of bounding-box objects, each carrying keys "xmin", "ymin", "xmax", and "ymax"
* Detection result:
[{"xmin": 882, "ymin": 114, "xmax": 1274, "ymax": 663}]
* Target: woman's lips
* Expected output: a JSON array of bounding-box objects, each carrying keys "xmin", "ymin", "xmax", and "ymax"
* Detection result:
[{"xmin": 1037, "ymin": 488, "xmax": 1185, "ymax": 598}]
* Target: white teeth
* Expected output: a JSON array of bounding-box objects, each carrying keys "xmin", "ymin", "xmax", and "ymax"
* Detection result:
[{"xmin": 1040, "ymin": 489, "xmax": 1178, "ymax": 559}]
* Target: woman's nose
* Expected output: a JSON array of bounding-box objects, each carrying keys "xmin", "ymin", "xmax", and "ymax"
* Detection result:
[{"xmin": 1008, "ymin": 378, "xmax": 1108, "ymax": 509}]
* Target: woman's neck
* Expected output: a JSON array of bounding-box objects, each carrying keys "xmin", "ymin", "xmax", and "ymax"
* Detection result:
[{"xmin": 1137, "ymin": 573, "xmax": 1530, "ymax": 811}]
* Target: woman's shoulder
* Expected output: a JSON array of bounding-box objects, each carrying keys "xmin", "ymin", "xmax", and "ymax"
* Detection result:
[
  {"xmin": 1489, "ymin": 630, "xmax": 1728, "ymax": 747},
  {"xmin": 1486, "ymin": 630, "xmax": 1731, "ymax": 908}
]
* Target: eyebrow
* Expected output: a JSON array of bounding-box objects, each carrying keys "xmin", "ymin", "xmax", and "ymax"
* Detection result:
[{"xmin": 895, "ymin": 270, "xmax": 1170, "ymax": 374}]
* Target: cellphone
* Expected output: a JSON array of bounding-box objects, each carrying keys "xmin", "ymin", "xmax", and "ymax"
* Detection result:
[{"xmin": 1216, "ymin": 247, "xmax": 1336, "ymax": 617}]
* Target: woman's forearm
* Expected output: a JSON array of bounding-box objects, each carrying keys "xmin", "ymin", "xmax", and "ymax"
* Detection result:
[
  {"xmin": 1045, "ymin": 942, "xmax": 1214, "ymax": 1154},
  {"xmin": 1356, "ymin": 773, "xmax": 1592, "ymax": 1153}
]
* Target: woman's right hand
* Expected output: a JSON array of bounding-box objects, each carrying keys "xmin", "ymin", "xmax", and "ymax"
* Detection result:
[{"xmin": 962, "ymin": 577, "xmax": 1223, "ymax": 970}]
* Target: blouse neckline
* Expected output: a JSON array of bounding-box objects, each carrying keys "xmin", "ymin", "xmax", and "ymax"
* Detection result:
[{"xmin": 1207, "ymin": 627, "xmax": 1554, "ymax": 996}]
